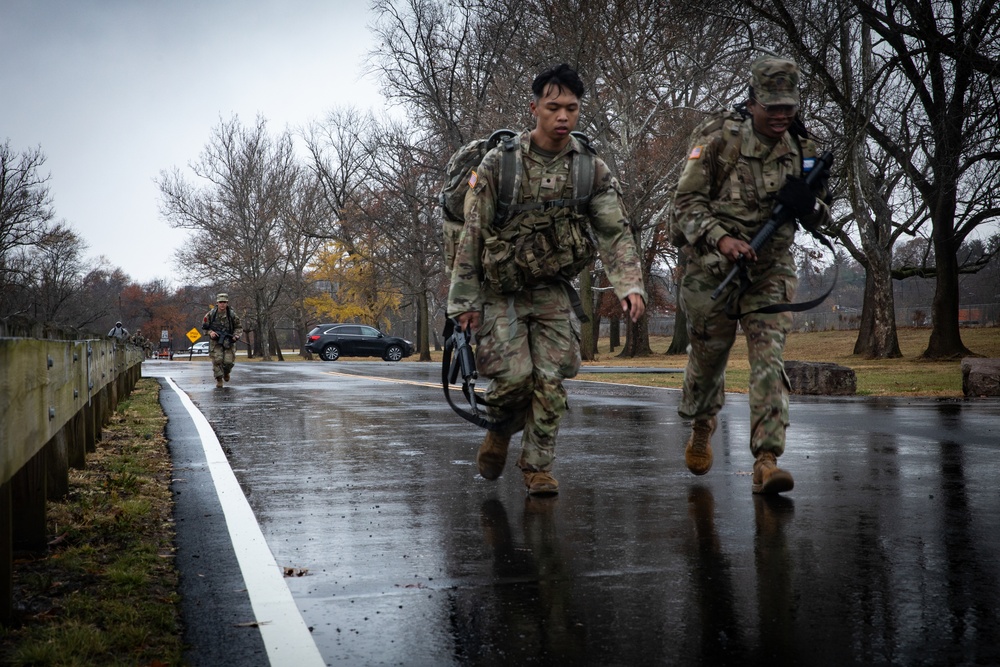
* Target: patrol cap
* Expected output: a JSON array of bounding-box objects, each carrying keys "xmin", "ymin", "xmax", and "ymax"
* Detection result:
[
  {"xmin": 751, "ymin": 56, "xmax": 800, "ymax": 106},
  {"xmin": 217, "ymin": 293, "xmax": 229, "ymax": 302}
]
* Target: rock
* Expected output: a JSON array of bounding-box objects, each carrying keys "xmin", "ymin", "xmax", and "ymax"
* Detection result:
[
  {"xmin": 961, "ymin": 358, "xmax": 1000, "ymax": 397},
  {"xmin": 784, "ymin": 360, "xmax": 857, "ymax": 396}
]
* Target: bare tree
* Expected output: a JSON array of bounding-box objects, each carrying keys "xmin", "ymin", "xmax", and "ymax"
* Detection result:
[
  {"xmin": 1, "ymin": 141, "xmax": 56, "ymax": 316},
  {"xmin": 158, "ymin": 115, "xmax": 305, "ymax": 360}
]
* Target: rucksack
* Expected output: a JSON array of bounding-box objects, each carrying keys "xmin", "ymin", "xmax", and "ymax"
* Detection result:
[{"xmin": 439, "ymin": 129, "xmax": 597, "ymax": 271}]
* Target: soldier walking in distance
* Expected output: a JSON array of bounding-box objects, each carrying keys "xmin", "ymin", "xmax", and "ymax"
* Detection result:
[
  {"xmin": 448, "ymin": 63, "xmax": 646, "ymax": 495},
  {"xmin": 671, "ymin": 56, "xmax": 831, "ymax": 494},
  {"xmin": 202, "ymin": 293, "xmax": 242, "ymax": 388}
]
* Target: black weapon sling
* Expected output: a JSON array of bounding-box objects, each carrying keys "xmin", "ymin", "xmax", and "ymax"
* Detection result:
[{"xmin": 441, "ymin": 319, "xmax": 508, "ymax": 431}]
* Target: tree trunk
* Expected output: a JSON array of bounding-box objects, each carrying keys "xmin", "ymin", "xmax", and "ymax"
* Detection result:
[
  {"xmin": 579, "ymin": 268, "xmax": 595, "ymax": 361},
  {"xmin": 666, "ymin": 306, "xmax": 688, "ymax": 354},
  {"xmin": 923, "ymin": 231, "xmax": 972, "ymax": 359},
  {"xmin": 609, "ymin": 316, "xmax": 620, "ymax": 352},
  {"xmin": 417, "ymin": 289, "xmax": 431, "ymax": 361},
  {"xmin": 268, "ymin": 325, "xmax": 284, "ymax": 361},
  {"xmin": 618, "ymin": 312, "xmax": 651, "ymax": 358},
  {"xmin": 853, "ymin": 259, "xmax": 901, "ymax": 359},
  {"xmin": 666, "ymin": 274, "xmax": 688, "ymax": 354}
]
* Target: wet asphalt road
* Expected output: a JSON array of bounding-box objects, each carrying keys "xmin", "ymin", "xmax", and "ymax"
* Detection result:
[{"xmin": 145, "ymin": 358, "xmax": 1000, "ymax": 667}]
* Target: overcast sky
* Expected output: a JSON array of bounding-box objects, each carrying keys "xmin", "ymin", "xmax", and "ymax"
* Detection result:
[{"xmin": 1, "ymin": 0, "xmax": 388, "ymax": 285}]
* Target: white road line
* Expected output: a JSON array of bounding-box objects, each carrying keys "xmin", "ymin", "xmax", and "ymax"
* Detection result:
[{"xmin": 162, "ymin": 377, "xmax": 325, "ymax": 667}]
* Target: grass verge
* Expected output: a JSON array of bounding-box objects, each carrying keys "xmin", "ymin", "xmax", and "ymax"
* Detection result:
[
  {"xmin": 575, "ymin": 326, "xmax": 1000, "ymax": 397},
  {"xmin": 0, "ymin": 378, "xmax": 184, "ymax": 667}
]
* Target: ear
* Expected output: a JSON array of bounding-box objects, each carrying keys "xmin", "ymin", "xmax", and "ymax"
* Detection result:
[{"xmin": 529, "ymin": 98, "xmax": 538, "ymax": 118}]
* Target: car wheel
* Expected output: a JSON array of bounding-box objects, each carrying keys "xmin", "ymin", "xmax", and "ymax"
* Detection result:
[
  {"xmin": 384, "ymin": 345, "xmax": 404, "ymax": 362},
  {"xmin": 321, "ymin": 344, "xmax": 341, "ymax": 361}
]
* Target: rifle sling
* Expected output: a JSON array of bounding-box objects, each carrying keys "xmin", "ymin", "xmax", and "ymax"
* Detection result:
[
  {"xmin": 441, "ymin": 319, "xmax": 508, "ymax": 432},
  {"xmin": 724, "ymin": 229, "xmax": 839, "ymax": 320}
]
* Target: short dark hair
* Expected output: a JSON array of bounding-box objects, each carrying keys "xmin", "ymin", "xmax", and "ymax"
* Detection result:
[{"xmin": 532, "ymin": 63, "xmax": 585, "ymax": 100}]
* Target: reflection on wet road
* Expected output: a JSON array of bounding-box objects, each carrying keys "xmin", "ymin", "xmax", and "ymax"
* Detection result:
[{"xmin": 151, "ymin": 360, "xmax": 1000, "ymax": 666}]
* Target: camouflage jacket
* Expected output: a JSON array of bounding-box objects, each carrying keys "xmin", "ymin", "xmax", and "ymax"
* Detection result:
[
  {"xmin": 673, "ymin": 114, "xmax": 830, "ymax": 281},
  {"xmin": 202, "ymin": 307, "xmax": 242, "ymax": 339},
  {"xmin": 447, "ymin": 130, "xmax": 646, "ymax": 316}
]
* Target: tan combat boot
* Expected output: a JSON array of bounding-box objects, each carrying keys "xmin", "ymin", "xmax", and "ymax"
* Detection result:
[
  {"xmin": 215, "ymin": 377, "xmax": 224, "ymax": 388},
  {"xmin": 224, "ymin": 371, "xmax": 231, "ymax": 382},
  {"xmin": 477, "ymin": 430, "xmax": 512, "ymax": 480},
  {"xmin": 752, "ymin": 450, "xmax": 794, "ymax": 494},
  {"xmin": 684, "ymin": 417, "xmax": 716, "ymax": 475},
  {"xmin": 523, "ymin": 470, "xmax": 559, "ymax": 496}
]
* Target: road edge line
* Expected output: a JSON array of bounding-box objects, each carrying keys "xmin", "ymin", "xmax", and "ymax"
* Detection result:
[{"xmin": 162, "ymin": 377, "xmax": 325, "ymax": 666}]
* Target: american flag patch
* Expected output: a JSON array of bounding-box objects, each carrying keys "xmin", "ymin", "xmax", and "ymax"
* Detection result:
[
  {"xmin": 468, "ymin": 171, "xmax": 478, "ymax": 188},
  {"xmin": 689, "ymin": 145, "xmax": 703, "ymax": 160}
]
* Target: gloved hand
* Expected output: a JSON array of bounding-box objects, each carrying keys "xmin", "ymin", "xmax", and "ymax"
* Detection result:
[{"xmin": 775, "ymin": 176, "xmax": 817, "ymax": 219}]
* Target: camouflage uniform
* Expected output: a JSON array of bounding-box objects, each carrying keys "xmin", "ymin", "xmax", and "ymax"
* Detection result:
[
  {"xmin": 673, "ymin": 59, "xmax": 830, "ymax": 458},
  {"xmin": 202, "ymin": 297, "xmax": 242, "ymax": 382},
  {"xmin": 448, "ymin": 130, "xmax": 646, "ymax": 472}
]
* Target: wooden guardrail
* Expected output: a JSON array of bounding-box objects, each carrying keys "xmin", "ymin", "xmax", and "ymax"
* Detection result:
[{"xmin": 0, "ymin": 337, "xmax": 144, "ymax": 624}]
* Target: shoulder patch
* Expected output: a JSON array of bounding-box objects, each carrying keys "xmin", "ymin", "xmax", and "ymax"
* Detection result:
[
  {"xmin": 468, "ymin": 170, "xmax": 478, "ymax": 188},
  {"xmin": 689, "ymin": 145, "xmax": 703, "ymax": 160}
]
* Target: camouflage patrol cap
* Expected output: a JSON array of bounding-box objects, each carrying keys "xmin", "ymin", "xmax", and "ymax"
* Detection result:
[
  {"xmin": 217, "ymin": 293, "xmax": 229, "ymax": 302},
  {"xmin": 751, "ymin": 56, "xmax": 800, "ymax": 106}
]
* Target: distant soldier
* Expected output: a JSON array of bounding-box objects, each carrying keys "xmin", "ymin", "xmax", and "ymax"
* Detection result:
[
  {"xmin": 671, "ymin": 56, "xmax": 831, "ymax": 494},
  {"xmin": 447, "ymin": 63, "xmax": 646, "ymax": 495},
  {"xmin": 202, "ymin": 293, "xmax": 242, "ymax": 388},
  {"xmin": 107, "ymin": 321, "xmax": 129, "ymax": 343}
]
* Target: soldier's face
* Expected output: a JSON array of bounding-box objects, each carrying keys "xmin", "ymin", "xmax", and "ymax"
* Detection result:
[
  {"xmin": 529, "ymin": 84, "xmax": 580, "ymax": 152},
  {"xmin": 218, "ymin": 301, "xmax": 228, "ymax": 311},
  {"xmin": 749, "ymin": 99, "xmax": 795, "ymax": 139}
]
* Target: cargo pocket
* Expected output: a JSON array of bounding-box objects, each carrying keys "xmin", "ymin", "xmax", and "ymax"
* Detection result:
[{"xmin": 482, "ymin": 237, "xmax": 524, "ymax": 294}]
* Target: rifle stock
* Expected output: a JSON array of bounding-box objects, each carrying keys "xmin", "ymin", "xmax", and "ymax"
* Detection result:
[{"xmin": 711, "ymin": 151, "xmax": 834, "ymax": 301}]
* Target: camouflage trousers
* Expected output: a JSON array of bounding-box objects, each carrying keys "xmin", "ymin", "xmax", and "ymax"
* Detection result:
[
  {"xmin": 678, "ymin": 260, "xmax": 795, "ymax": 455},
  {"xmin": 209, "ymin": 342, "xmax": 236, "ymax": 379},
  {"xmin": 475, "ymin": 283, "xmax": 582, "ymax": 472}
]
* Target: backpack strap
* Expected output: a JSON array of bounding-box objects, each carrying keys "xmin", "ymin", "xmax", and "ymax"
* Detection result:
[
  {"xmin": 570, "ymin": 131, "xmax": 596, "ymax": 214},
  {"xmin": 493, "ymin": 131, "xmax": 520, "ymax": 227},
  {"xmin": 505, "ymin": 133, "xmax": 597, "ymax": 217}
]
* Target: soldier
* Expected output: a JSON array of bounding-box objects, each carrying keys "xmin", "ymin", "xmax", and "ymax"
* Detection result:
[
  {"xmin": 107, "ymin": 321, "xmax": 129, "ymax": 343},
  {"xmin": 672, "ymin": 56, "xmax": 831, "ymax": 494},
  {"xmin": 202, "ymin": 293, "xmax": 242, "ymax": 388},
  {"xmin": 448, "ymin": 63, "xmax": 647, "ymax": 495}
]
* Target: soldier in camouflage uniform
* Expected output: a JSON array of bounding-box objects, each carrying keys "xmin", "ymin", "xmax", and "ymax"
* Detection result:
[
  {"xmin": 448, "ymin": 64, "xmax": 647, "ymax": 495},
  {"xmin": 202, "ymin": 293, "xmax": 242, "ymax": 388},
  {"xmin": 672, "ymin": 56, "xmax": 831, "ymax": 494}
]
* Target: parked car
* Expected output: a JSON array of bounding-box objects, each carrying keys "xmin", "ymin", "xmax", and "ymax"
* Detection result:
[
  {"xmin": 185, "ymin": 341, "xmax": 210, "ymax": 355},
  {"xmin": 306, "ymin": 324, "xmax": 414, "ymax": 362}
]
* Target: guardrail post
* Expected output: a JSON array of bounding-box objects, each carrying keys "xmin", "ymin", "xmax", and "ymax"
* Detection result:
[
  {"xmin": 0, "ymin": 482, "xmax": 11, "ymax": 625},
  {"xmin": 45, "ymin": 429, "xmax": 69, "ymax": 500},
  {"xmin": 12, "ymin": 450, "xmax": 46, "ymax": 552},
  {"xmin": 85, "ymin": 395, "xmax": 97, "ymax": 453},
  {"xmin": 69, "ymin": 412, "xmax": 86, "ymax": 469}
]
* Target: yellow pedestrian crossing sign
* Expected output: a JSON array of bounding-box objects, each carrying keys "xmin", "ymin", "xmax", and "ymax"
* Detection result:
[{"xmin": 186, "ymin": 328, "xmax": 202, "ymax": 344}]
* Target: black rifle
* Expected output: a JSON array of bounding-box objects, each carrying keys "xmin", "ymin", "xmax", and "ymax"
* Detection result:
[
  {"xmin": 204, "ymin": 325, "xmax": 237, "ymax": 350},
  {"xmin": 441, "ymin": 318, "xmax": 506, "ymax": 431},
  {"xmin": 711, "ymin": 151, "xmax": 834, "ymax": 302}
]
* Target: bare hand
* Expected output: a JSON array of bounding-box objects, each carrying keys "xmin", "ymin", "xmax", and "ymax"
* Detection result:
[
  {"xmin": 718, "ymin": 235, "xmax": 756, "ymax": 263},
  {"xmin": 457, "ymin": 311, "xmax": 481, "ymax": 333},
  {"xmin": 621, "ymin": 293, "xmax": 645, "ymax": 323}
]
